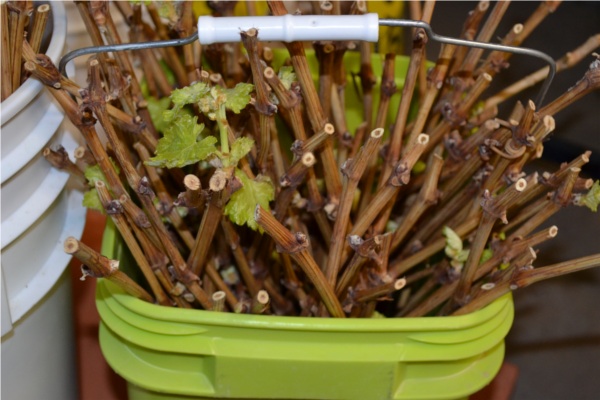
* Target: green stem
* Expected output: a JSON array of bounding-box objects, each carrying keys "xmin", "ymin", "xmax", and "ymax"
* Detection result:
[{"xmin": 218, "ymin": 104, "xmax": 230, "ymax": 155}]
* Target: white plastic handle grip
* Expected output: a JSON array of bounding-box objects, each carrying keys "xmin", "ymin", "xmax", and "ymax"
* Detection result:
[{"xmin": 197, "ymin": 13, "xmax": 379, "ymax": 45}]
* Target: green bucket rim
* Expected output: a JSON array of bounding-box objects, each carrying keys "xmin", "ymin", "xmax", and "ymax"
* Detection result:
[{"xmin": 99, "ymin": 219, "xmax": 513, "ymax": 332}]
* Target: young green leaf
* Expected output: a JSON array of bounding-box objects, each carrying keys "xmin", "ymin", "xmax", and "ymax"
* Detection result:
[
  {"xmin": 575, "ymin": 180, "xmax": 600, "ymax": 212},
  {"xmin": 229, "ymin": 137, "xmax": 255, "ymax": 165},
  {"xmin": 164, "ymin": 82, "xmax": 211, "ymax": 121},
  {"xmin": 224, "ymin": 169, "xmax": 274, "ymax": 231},
  {"xmin": 278, "ymin": 66, "xmax": 296, "ymax": 90},
  {"xmin": 84, "ymin": 163, "xmax": 110, "ymax": 186},
  {"xmin": 443, "ymin": 225, "xmax": 471, "ymax": 270},
  {"xmin": 146, "ymin": 96, "xmax": 172, "ymax": 133},
  {"xmin": 82, "ymin": 188, "xmax": 104, "ymax": 213},
  {"xmin": 223, "ymin": 83, "xmax": 254, "ymax": 113},
  {"xmin": 82, "ymin": 161, "xmax": 120, "ymax": 214},
  {"xmin": 443, "ymin": 225, "xmax": 464, "ymax": 259},
  {"xmin": 147, "ymin": 114, "xmax": 217, "ymax": 168},
  {"xmin": 157, "ymin": 2, "xmax": 174, "ymax": 19}
]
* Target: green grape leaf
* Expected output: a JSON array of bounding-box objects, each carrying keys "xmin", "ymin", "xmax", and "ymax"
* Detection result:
[
  {"xmin": 146, "ymin": 96, "xmax": 172, "ymax": 133},
  {"xmin": 278, "ymin": 66, "xmax": 296, "ymax": 90},
  {"xmin": 147, "ymin": 114, "xmax": 217, "ymax": 168},
  {"xmin": 85, "ymin": 164, "xmax": 107, "ymax": 186},
  {"xmin": 82, "ymin": 161, "xmax": 119, "ymax": 214},
  {"xmin": 229, "ymin": 137, "xmax": 254, "ymax": 165},
  {"xmin": 84, "ymin": 160, "xmax": 120, "ymax": 186},
  {"xmin": 577, "ymin": 180, "xmax": 600, "ymax": 212},
  {"xmin": 224, "ymin": 169, "xmax": 274, "ymax": 231},
  {"xmin": 82, "ymin": 188, "xmax": 104, "ymax": 213},
  {"xmin": 164, "ymin": 82, "xmax": 211, "ymax": 121},
  {"xmin": 223, "ymin": 83, "xmax": 254, "ymax": 113}
]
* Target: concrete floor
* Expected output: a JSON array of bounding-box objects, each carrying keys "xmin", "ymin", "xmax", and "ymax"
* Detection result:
[{"xmin": 425, "ymin": 2, "xmax": 600, "ymax": 399}]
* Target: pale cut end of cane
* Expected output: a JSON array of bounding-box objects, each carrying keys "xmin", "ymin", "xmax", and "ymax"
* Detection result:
[
  {"xmin": 484, "ymin": 119, "xmax": 500, "ymax": 130},
  {"xmin": 355, "ymin": 1, "xmax": 367, "ymax": 13},
  {"xmin": 513, "ymin": 24, "xmax": 524, "ymax": 35},
  {"xmin": 184, "ymin": 174, "xmax": 201, "ymax": 191},
  {"xmin": 394, "ymin": 278, "xmax": 407, "ymax": 291},
  {"xmin": 256, "ymin": 290, "xmax": 270, "ymax": 305},
  {"xmin": 74, "ymin": 146, "xmax": 86, "ymax": 159},
  {"xmin": 548, "ymin": 225, "xmax": 559, "ymax": 238},
  {"xmin": 212, "ymin": 291, "xmax": 226, "ymax": 301},
  {"xmin": 211, "ymin": 291, "xmax": 227, "ymax": 311},
  {"xmin": 515, "ymin": 178, "xmax": 527, "ymax": 192},
  {"xmin": 320, "ymin": 1, "xmax": 333, "ymax": 12},
  {"xmin": 301, "ymin": 152, "xmax": 316, "ymax": 167},
  {"xmin": 209, "ymin": 169, "xmax": 228, "ymax": 192},
  {"xmin": 23, "ymin": 61, "xmax": 36, "ymax": 72},
  {"xmin": 263, "ymin": 47, "xmax": 273, "ymax": 62},
  {"xmin": 323, "ymin": 123, "xmax": 335, "ymax": 135},
  {"xmin": 371, "ymin": 128, "xmax": 385, "ymax": 139},
  {"xmin": 417, "ymin": 134, "xmax": 430, "ymax": 145},
  {"xmin": 263, "ymin": 67, "xmax": 275, "ymax": 79},
  {"xmin": 582, "ymin": 151, "xmax": 591, "ymax": 163},
  {"xmin": 64, "ymin": 237, "xmax": 79, "ymax": 254},
  {"xmin": 323, "ymin": 43, "xmax": 335, "ymax": 53},
  {"xmin": 543, "ymin": 115, "xmax": 555, "ymax": 132}
]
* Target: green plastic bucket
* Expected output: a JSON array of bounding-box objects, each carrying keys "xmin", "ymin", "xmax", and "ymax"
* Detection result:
[
  {"xmin": 97, "ymin": 221, "xmax": 513, "ymax": 400},
  {"xmin": 96, "ymin": 50, "xmax": 512, "ymax": 399}
]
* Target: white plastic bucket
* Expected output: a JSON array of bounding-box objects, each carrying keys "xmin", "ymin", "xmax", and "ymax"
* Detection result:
[
  {"xmin": 1, "ymin": 2, "xmax": 85, "ymax": 399},
  {"xmin": 1, "ymin": 269, "xmax": 78, "ymax": 400}
]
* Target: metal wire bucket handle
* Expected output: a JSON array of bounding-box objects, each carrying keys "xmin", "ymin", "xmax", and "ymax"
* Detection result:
[{"xmin": 58, "ymin": 14, "xmax": 556, "ymax": 106}]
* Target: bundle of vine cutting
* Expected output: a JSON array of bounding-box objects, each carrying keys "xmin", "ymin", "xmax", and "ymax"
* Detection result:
[{"xmin": 31, "ymin": 1, "xmax": 600, "ymax": 318}]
